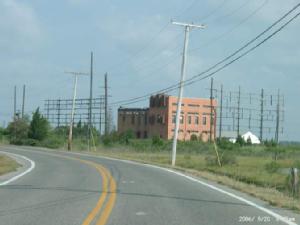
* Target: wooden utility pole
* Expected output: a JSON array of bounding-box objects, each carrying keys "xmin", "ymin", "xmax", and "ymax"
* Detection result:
[
  {"xmin": 104, "ymin": 73, "xmax": 108, "ymax": 135},
  {"xmin": 237, "ymin": 86, "xmax": 241, "ymax": 137},
  {"xmin": 13, "ymin": 86, "xmax": 17, "ymax": 140},
  {"xmin": 275, "ymin": 89, "xmax": 280, "ymax": 143},
  {"xmin": 210, "ymin": 78, "xmax": 214, "ymax": 142},
  {"xmin": 65, "ymin": 71, "xmax": 89, "ymax": 151},
  {"xmin": 259, "ymin": 88, "xmax": 264, "ymax": 141},
  {"xmin": 22, "ymin": 85, "xmax": 26, "ymax": 119},
  {"xmin": 13, "ymin": 86, "xmax": 17, "ymax": 119},
  {"xmin": 88, "ymin": 52, "xmax": 94, "ymax": 151},
  {"xmin": 218, "ymin": 84, "xmax": 223, "ymax": 139}
]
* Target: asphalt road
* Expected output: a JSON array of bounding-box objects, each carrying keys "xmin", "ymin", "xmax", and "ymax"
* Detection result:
[{"xmin": 0, "ymin": 145, "xmax": 299, "ymax": 225}]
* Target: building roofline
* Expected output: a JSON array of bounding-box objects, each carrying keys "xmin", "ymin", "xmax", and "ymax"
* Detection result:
[{"xmin": 118, "ymin": 107, "xmax": 149, "ymax": 112}]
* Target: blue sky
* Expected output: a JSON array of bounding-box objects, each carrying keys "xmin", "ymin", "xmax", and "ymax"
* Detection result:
[{"xmin": 0, "ymin": 0, "xmax": 299, "ymax": 141}]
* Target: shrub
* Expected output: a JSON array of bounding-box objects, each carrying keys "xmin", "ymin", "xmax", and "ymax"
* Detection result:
[
  {"xmin": 236, "ymin": 135, "xmax": 246, "ymax": 146},
  {"xmin": 265, "ymin": 161, "xmax": 280, "ymax": 173},
  {"xmin": 190, "ymin": 134, "xmax": 198, "ymax": 141},
  {"xmin": 119, "ymin": 130, "xmax": 134, "ymax": 144},
  {"xmin": 220, "ymin": 153, "xmax": 237, "ymax": 166},
  {"xmin": 246, "ymin": 137, "xmax": 252, "ymax": 145},
  {"xmin": 217, "ymin": 137, "xmax": 236, "ymax": 150},
  {"xmin": 7, "ymin": 118, "xmax": 30, "ymax": 143},
  {"xmin": 102, "ymin": 135, "xmax": 113, "ymax": 146},
  {"xmin": 40, "ymin": 135, "xmax": 64, "ymax": 149},
  {"xmin": 152, "ymin": 135, "xmax": 163, "ymax": 146},
  {"xmin": 205, "ymin": 153, "xmax": 237, "ymax": 167},
  {"xmin": 28, "ymin": 108, "xmax": 50, "ymax": 141}
]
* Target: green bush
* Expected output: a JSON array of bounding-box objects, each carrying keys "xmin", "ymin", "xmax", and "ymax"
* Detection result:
[
  {"xmin": 28, "ymin": 108, "xmax": 50, "ymax": 141},
  {"xmin": 152, "ymin": 135, "xmax": 163, "ymax": 146},
  {"xmin": 236, "ymin": 135, "xmax": 246, "ymax": 146},
  {"xmin": 220, "ymin": 153, "xmax": 237, "ymax": 166},
  {"xmin": 265, "ymin": 161, "xmax": 280, "ymax": 173},
  {"xmin": 190, "ymin": 134, "xmax": 198, "ymax": 141},
  {"xmin": 119, "ymin": 130, "xmax": 134, "ymax": 145},
  {"xmin": 217, "ymin": 137, "xmax": 236, "ymax": 150},
  {"xmin": 102, "ymin": 135, "xmax": 113, "ymax": 146},
  {"xmin": 40, "ymin": 135, "xmax": 65, "ymax": 149}
]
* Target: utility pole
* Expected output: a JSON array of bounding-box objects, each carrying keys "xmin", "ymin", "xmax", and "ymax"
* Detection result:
[
  {"xmin": 14, "ymin": 86, "xmax": 17, "ymax": 119},
  {"xmin": 57, "ymin": 99, "xmax": 61, "ymax": 128},
  {"xmin": 88, "ymin": 52, "xmax": 94, "ymax": 151},
  {"xmin": 65, "ymin": 71, "xmax": 88, "ymax": 151},
  {"xmin": 218, "ymin": 84, "xmax": 223, "ymax": 139},
  {"xmin": 237, "ymin": 86, "xmax": 241, "ymax": 137},
  {"xmin": 99, "ymin": 97, "xmax": 102, "ymax": 135},
  {"xmin": 171, "ymin": 21, "xmax": 205, "ymax": 167},
  {"xmin": 13, "ymin": 86, "xmax": 17, "ymax": 141},
  {"xmin": 104, "ymin": 73, "xmax": 108, "ymax": 135},
  {"xmin": 259, "ymin": 88, "xmax": 264, "ymax": 141},
  {"xmin": 22, "ymin": 85, "xmax": 26, "ymax": 119},
  {"xmin": 210, "ymin": 78, "xmax": 214, "ymax": 142},
  {"xmin": 275, "ymin": 89, "xmax": 280, "ymax": 144}
]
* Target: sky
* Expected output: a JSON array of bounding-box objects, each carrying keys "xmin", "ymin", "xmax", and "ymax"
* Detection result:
[{"xmin": 0, "ymin": 0, "xmax": 299, "ymax": 141}]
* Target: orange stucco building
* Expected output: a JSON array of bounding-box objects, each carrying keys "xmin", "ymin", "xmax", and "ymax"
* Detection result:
[{"xmin": 118, "ymin": 94, "xmax": 217, "ymax": 141}]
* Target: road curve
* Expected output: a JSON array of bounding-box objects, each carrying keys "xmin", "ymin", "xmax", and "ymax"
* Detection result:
[{"xmin": 0, "ymin": 145, "xmax": 299, "ymax": 225}]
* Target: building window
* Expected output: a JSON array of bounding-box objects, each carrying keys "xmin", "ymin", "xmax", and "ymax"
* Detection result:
[
  {"xmin": 136, "ymin": 131, "xmax": 141, "ymax": 139},
  {"xmin": 149, "ymin": 115, "xmax": 155, "ymax": 125},
  {"xmin": 172, "ymin": 115, "xmax": 176, "ymax": 124},
  {"xmin": 144, "ymin": 131, "xmax": 148, "ymax": 139},
  {"xmin": 188, "ymin": 104, "xmax": 200, "ymax": 107},
  {"xmin": 172, "ymin": 103, "xmax": 184, "ymax": 106},
  {"xmin": 180, "ymin": 115, "xmax": 184, "ymax": 124},
  {"xmin": 195, "ymin": 116, "xmax": 199, "ymax": 125},
  {"xmin": 144, "ymin": 114, "xmax": 148, "ymax": 125},
  {"xmin": 122, "ymin": 115, "xmax": 126, "ymax": 123},
  {"xmin": 131, "ymin": 114, "xmax": 135, "ymax": 124},
  {"xmin": 157, "ymin": 114, "xmax": 163, "ymax": 124},
  {"xmin": 138, "ymin": 114, "xmax": 141, "ymax": 125},
  {"xmin": 188, "ymin": 116, "xmax": 192, "ymax": 124},
  {"xmin": 202, "ymin": 116, "xmax": 207, "ymax": 125}
]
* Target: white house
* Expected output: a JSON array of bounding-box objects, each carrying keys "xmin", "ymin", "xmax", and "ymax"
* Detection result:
[
  {"xmin": 242, "ymin": 131, "xmax": 261, "ymax": 144},
  {"xmin": 226, "ymin": 131, "xmax": 261, "ymax": 144}
]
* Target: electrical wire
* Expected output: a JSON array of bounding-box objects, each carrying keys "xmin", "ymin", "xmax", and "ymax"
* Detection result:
[
  {"xmin": 190, "ymin": 0, "xmax": 269, "ymax": 53},
  {"xmin": 104, "ymin": 0, "xmax": 200, "ymax": 72},
  {"xmin": 109, "ymin": 3, "xmax": 300, "ymax": 106}
]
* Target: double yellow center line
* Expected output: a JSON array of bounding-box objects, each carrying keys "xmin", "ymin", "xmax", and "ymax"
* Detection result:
[{"xmin": 80, "ymin": 159, "xmax": 117, "ymax": 225}]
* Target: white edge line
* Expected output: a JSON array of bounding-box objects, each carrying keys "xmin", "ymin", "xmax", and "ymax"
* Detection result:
[
  {"xmin": 71, "ymin": 152, "xmax": 298, "ymax": 225},
  {"xmin": 6, "ymin": 147, "xmax": 298, "ymax": 225},
  {"xmin": 0, "ymin": 151, "xmax": 35, "ymax": 186}
]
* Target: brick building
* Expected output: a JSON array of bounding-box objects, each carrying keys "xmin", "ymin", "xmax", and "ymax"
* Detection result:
[{"xmin": 118, "ymin": 94, "xmax": 217, "ymax": 141}]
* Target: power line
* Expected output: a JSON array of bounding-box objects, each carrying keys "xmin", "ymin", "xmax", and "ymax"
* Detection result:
[
  {"xmin": 110, "ymin": 3, "xmax": 300, "ymax": 106},
  {"xmin": 195, "ymin": 0, "xmax": 230, "ymax": 23},
  {"xmin": 205, "ymin": 0, "xmax": 250, "ymax": 24},
  {"xmin": 104, "ymin": 0, "xmax": 200, "ymax": 72},
  {"xmin": 190, "ymin": 0, "xmax": 269, "ymax": 53}
]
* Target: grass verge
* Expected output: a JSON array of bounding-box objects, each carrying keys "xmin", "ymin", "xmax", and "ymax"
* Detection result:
[
  {"xmin": 0, "ymin": 154, "xmax": 20, "ymax": 176},
  {"xmin": 85, "ymin": 148, "xmax": 300, "ymax": 213}
]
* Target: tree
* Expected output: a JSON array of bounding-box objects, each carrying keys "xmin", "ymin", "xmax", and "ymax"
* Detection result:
[
  {"xmin": 246, "ymin": 137, "xmax": 252, "ymax": 145},
  {"xmin": 190, "ymin": 134, "xmax": 198, "ymax": 141},
  {"xmin": 236, "ymin": 135, "xmax": 246, "ymax": 146},
  {"xmin": 7, "ymin": 117, "xmax": 30, "ymax": 143},
  {"xmin": 28, "ymin": 108, "xmax": 49, "ymax": 141}
]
